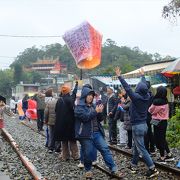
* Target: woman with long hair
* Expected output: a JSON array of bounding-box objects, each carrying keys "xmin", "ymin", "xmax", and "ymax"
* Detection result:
[{"xmin": 149, "ymin": 86, "xmax": 174, "ymax": 164}]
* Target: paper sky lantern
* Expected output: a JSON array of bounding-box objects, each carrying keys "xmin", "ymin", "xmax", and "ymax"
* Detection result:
[{"xmin": 63, "ymin": 21, "xmax": 102, "ymax": 69}]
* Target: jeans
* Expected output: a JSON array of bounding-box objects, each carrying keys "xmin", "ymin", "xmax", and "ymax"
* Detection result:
[
  {"xmin": 154, "ymin": 120, "xmax": 170, "ymax": 157},
  {"xmin": 37, "ymin": 109, "xmax": 44, "ymax": 130},
  {"xmin": 131, "ymin": 123, "xmax": 155, "ymax": 169},
  {"xmin": 80, "ymin": 131, "xmax": 117, "ymax": 172},
  {"xmin": 108, "ymin": 117, "xmax": 117, "ymax": 142},
  {"xmin": 45, "ymin": 126, "xmax": 49, "ymax": 147},
  {"xmin": 48, "ymin": 125, "xmax": 55, "ymax": 150},
  {"xmin": 22, "ymin": 108, "xmax": 27, "ymax": 120},
  {"xmin": 80, "ymin": 145, "xmax": 97, "ymax": 163}
]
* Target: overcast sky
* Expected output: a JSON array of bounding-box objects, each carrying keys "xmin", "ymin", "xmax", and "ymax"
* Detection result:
[{"xmin": 0, "ymin": 0, "xmax": 180, "ymax": 69}]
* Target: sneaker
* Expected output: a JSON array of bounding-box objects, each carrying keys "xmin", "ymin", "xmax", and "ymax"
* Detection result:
[
  {"xmin": 150, "ymin": 153, "xmax": 156, "ymax": 157},
  {"xmin": 150, "ymin": 151, "xmax": 156, "ymax": 156},
  {"xmin": 124, "ymin": 146, "xmax": 132, "ymax": 150},
  {"xmin": 157, "ymin": 158, "xmax": 166, "ymax": 164},
  {"xmin": 74, "ymin": 158, "xmax": 80, "ymax": 161},
  {"xmin": 111, "ymin": 171, "xmax": 124, "ymax": 178},
  {"xmin": 77, "ymin": 162, "xmax": 84, "ymax": 168},
  {"xmin": 48, "ymin": 149, "xmax": 53, "ymax": 154},
  {"xmin": 54, "ymin": 151, "xmax": 60, "ymax": 154},
  {"xmin": 110, "ymin": 141, "xmax": 117, "ymax": 145},
  {"xmin": 92, "ymin": 160, "xmax": 98, "ymax": 165},
  {"xmin": 128, "ymin": 165, "xmax": 137, "ymax": 173},
  {"xmin": 165, "ymin": 154, "xmax": 174, "ymax": 162},
  {"xmin": 117, "ymin": 143, "xmax": 126, "ymax": 148},
  {"xmin": 145, "ymin": 168, "xmax": 159, "ymax": 178},
  {"xmin": 85, "ymin": 171, "xmax": 93, "ymax": 179}
]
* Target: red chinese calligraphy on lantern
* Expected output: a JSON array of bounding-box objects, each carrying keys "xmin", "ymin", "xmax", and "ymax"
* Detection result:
[{"xmin": 63, "ymin": 21, "xmax": 102, "ymax": 69}]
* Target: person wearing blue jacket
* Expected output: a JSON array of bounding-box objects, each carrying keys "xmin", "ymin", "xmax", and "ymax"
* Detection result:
[
  {"xmin": 74, "ymin": 86, "xmax": 124, "ymax": 179},
  {"xmin": 115, "ymin": 67, "xmax": 159, "ymax": 178}
]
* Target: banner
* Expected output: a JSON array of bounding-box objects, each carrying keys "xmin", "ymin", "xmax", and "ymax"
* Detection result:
[{"xmin": 63, "ymin": 21, "xmax": 102, "ymax": 69}]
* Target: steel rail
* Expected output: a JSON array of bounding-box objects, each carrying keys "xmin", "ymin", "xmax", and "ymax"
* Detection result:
[
  {"xmin": 1, "ymin": 128, "xmax": 46, "ymax": 180},
  {"xmin": 21, "ymin": 121, "xmax": 123, "ymax": 179},
  {"xmin": 109, "ymin": 144, "xmax": 180, "ymax": 177}
]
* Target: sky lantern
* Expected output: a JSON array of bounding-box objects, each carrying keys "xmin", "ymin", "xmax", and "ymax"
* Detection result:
[{"xmin": 63, "ymin": 21, "xmax": 102, "ymax": 69}]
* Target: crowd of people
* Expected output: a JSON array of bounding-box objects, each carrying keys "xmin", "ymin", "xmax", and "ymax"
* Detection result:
[{"xmin": 0, "ymin": 67, "xmax": 175, "ymax": 179}]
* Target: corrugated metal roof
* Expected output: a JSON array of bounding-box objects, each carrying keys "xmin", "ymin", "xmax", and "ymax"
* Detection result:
[
  {"xmin": 17, "ymin": 84, "xmax": 40, "ymax": 87},
  {"xmin": 123, "ymin": 60, "xmax": 174, "ymax": 78},
  {"xmin": 92, "ymin": 76, "xmax": 140, "ymax": 86}
]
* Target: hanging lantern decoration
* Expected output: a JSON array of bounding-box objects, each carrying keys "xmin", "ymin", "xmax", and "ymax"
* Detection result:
[{"xmin": 63, "ymin": 21, "xmax": 102, "ymax": 69}]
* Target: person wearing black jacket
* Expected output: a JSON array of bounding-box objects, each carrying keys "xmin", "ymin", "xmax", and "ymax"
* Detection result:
[
  {"xmin": 106, "ymin": 86, "xmax": 117, "ymax": 144},
  {"xmin": 22, "ymin": 94, "xmax": 29, "ymax": 120},
  {"xmin": 54, "ymin": 82, "xmax": 79, "ymax": 161}
]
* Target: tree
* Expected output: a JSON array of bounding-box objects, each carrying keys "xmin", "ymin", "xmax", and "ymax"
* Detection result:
[
  {"xmin": 152, "ymin": 53, "xmax": 162, "ymax": 61},
  {"xmin": 9, "ymin": 40, "xmax": 158, "ymax": 82},
  {"xmin": 42, "ymin": 43, "xmax": 62, "ymax": 59},
  {"xmin": 0, "ymin": 69, "xmax": 14, "ymax": 98},
  {"xmin": 29, "ymin": 71, "xmax": 43, "ymax": 84},
  {"xmin": 10, "ymin": 46, "xmax": 44, "ymax": 67},
  {"xmin": 103, "ymin": 38, "xmax": 117, "ymax": 47},
  {"xmin": 13, "ymin": 63, "xmax": 23, "ymax": 84},
  {"xmin": 163, "ymin": 0, "xmax": 180, "ymax": 21}
]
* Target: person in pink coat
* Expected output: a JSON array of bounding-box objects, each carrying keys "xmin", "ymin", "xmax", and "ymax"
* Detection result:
[{"xmin": 149, "ymin": 86, "xmax": 174, "ymax": 164}]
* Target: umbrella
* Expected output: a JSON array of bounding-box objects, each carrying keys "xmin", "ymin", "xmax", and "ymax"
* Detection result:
[
  {"xmin": 161, "ymin": 58, "xmax": 180, "ymax": 78},
  {"xmin": 173, "ymin": 86, "xmax": 180, "ymax": 96}
]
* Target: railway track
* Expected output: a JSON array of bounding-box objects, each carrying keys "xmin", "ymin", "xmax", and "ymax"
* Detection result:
[
  {"xmin": 21, "ymin": 120, "xmax": 180, "ymax": 179},
  {"xmin": 21, "ymin": 121, "xmax": 121, "ymax": 179},
  {"xmin": 109, "ymin": 144, "xmax": 180, "ymax": 177},
  {"xmin": 4, "ymin": 117, "xmax": 114, "ymax": 180},
  {"xmin": 1, "ymin": 128, "xmax": 44, "ymax": 180}
]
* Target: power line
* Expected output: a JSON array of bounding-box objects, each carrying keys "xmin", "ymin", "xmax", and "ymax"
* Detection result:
[{"xmin": 0, "ymin": 34, "xmax": 61, "ymax": 38}]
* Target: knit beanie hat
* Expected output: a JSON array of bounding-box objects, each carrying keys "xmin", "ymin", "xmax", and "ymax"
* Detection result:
[{"xmin": 60, "ymin": 85, "xmax": 71, "ymax": 95}]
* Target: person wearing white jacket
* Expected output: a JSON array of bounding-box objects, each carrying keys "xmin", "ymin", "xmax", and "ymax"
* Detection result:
[{"xmin": 10, "ymin": 96, "xmax": 17, "ymax": 114}]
